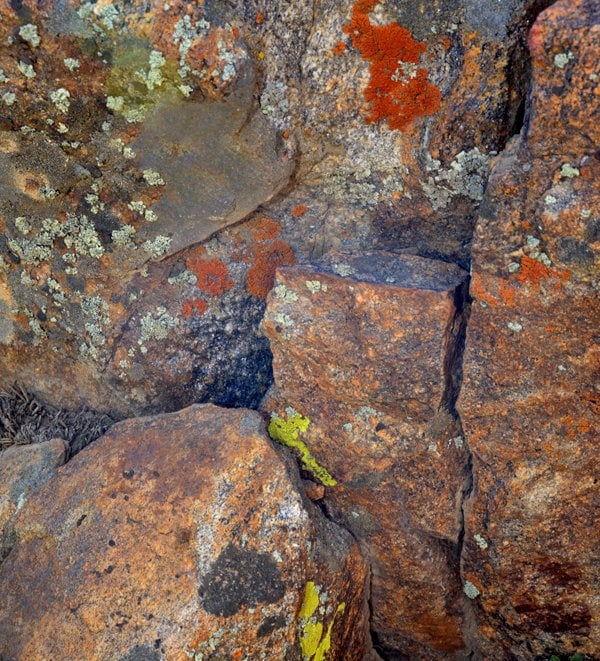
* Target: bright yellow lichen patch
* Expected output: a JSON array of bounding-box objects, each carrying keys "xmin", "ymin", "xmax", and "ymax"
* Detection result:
[
  {"xmin": 298, "ymin": 581, "xmax": 346, "ymax": 661},
  {"xmin": 268, "ymin": 413, "xmax": 337, "ymax": 486}
]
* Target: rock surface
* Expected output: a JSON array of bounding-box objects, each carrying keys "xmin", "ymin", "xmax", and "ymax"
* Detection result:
[
  {"xmin": 0, "ymin": 0, "xmax": 553, "ymax": 418},
  {"xmin": 262, "ymin": 254, "xmax": 473, "ymax": 658},
  {"xmin": 0, "ymin": 405, "xmax": 372, "ymax": 660},
  {"xmin": 0, "ymin": 438, "xmax": 66, "ymax": 559},
  {"xmin": 459, "ymin": 0, "xmax": 599, "ymax": 658}
]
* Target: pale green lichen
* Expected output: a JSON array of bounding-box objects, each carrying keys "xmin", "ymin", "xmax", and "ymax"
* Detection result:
[
  {"xmin": 421, "ymin": 148, "xmax": 490, "ymax": 210},
  {"xmin": 167, "ymin": 269, "xmax": 197, "ymax": 286},
  {"xmin": 17, "ymin": 61, "xmax": 36, "ymax": 79},
  {"xmin": 507, "ymin": 321, "xmax": 523, "ymax": 333},
  {"xmin": 137, "ymin": 50, "xmax": 166, "ymax": 91},
  {"xmin": 106, "ymin": 95, "xmax": 124, "ymax": 112},
  {"xmin": 544, "ymin": 194, "xmax": 557, "ymax": 205},
  {"xmin": 139, "ymin": 306, "xmax": 179, "ymax": 342},
  {"xmin": 554, "ymin": 51, "xmax": 573, "ymax": 69},
  {"xmin": 111, "ymin": 224, "xmax": 136, "ymax": 247},
  {"xmin": 2, "ymin": 92, "xmax": 16, "ymax": 106},
  {"xmin": 560, "ymin": 163, "xmax": 580, "ymax": 178},
  {"xmin": 49, "ymin": 88, "xmax": 70, "ymax": 113},
  {"xmin": 474, "ymin": 534, "xmax": 488, "ymax": 550},
  {"xmin": 142, "ymin": 169, "xmax": 165, "ymax": 186},
  {"xmin": 63, "ymin": 58, "xmax": 80, "ymax": 71},
  {"xmin": 0, "ymin": 69, "xmax": 9, "ymax": 83},
  {"xmin": 128, "ymin": 200, "xmax": 146, "ymax": 214},
  {"xmin": 18, "ymin": 24, "xmax": 41, "ymax": 48},
  {"xmin": 298, "ymin": 581, "xmax": 346, "ymax": 661},
  {"xmin": 332, "ymin": 263, "xmax": 352, "ymax": 277},
  {"xmin": 305, "ymin": 280, "xmax": 327, "ymax": 294},
  {"xmin": 274, "ymin": 284, "xmax": 299, "ymax": 303},
  {"xmin": 463, "ymin": 581, "xmax": 481, "ymax": 599},
  {"xmin": 142, "ymin": 235, "xmax": 171, "ymax": 257},
  {"xmin": 100, "ymin": 4, "xmax": 120, "ymax": 30},
  {"xmin": 268, "ymin": 412, "xmax": 336, "ymax": 486},
  {"xmin": 14, "ymin": 217, "xmax": 31, "ymax": 235}
]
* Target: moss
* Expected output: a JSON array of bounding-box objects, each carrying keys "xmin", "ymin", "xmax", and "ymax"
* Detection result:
[
  {"xmin": 298, "ymin": 581, "xmax": 346, "ymax": 660},
  {"xmin": 268, "ymin": 413, "xmax": 337, "ymax": 486}
]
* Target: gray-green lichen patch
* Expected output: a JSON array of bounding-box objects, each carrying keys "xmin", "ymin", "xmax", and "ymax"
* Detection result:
[
  {"xmin": 18, "ymin": 24, "xmax": 41, "ymax": 48},
  {"xmin": 554, "ymin": 51, "xmax": 574, "ymax": 69},
  {"xmin": 420, "ymin": 148, "xmax": 491, "ymax": 210},
  {"xmin": 463, "ymin": 581, "xmax": 481, "ymax": 599},
  {"xmin": 139, "ymin": 307, "xmax": 180, "ymax": 343}
]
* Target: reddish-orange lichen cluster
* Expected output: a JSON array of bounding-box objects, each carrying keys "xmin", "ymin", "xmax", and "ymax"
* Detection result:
[
  {"xmin": 291, "ymin": 204, "xmax": 309, "ymax": 217},
  {"xmin": 241, "ymin": 218, "xmax": 296, "ymax": 298},
  {"xmin": 182, "ymin": 298, "xmax": 209, "ymax": 318},
  {"xmin": 343, "ymin": 0, "xmax": 441, "ymax": 130},
  {"xmin": 517, "ymin": 256, "xmax": 570, "ymax": 288},
  {"xmin": 186, "ymin": 252, "xmax": 234, "ymax": 296},
  {"xmin": 333, "ymin": 41, "xmax": 347, "ymax": 56}
]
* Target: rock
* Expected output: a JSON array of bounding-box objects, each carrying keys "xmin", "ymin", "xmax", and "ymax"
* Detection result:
[
  {"xmin": 459, "ymin": 0, "xmax": 599, "ymax": 657},
  {"xmin": 0, "ymin": 0, "xmax": 556, "ymax": 418},
  {"xmin": 262, "ymin": 253, "xmax": 473, "ymax": 657},
  {"xmin": 0, "ymin": 404, "xmax": 372, "ymax": 660},
  {"xmin": 0, "ymin": 1, "xmax": 294, "ymax": 416},
  {"xmin": 0, "ymin": 438, "xmax": 66, "ymax": 559}
]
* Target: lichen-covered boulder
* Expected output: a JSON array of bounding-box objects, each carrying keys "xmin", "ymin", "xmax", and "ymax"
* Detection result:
[
  {"xmin": 459, "ymin": 0, "xmax": 599, "ymax": 657},
  {"xmin": 0, "ymin": 0, "xmax": 294, "ymax": 416},
  {"xmin": 0, "ymin": 404, "xmax": 372, "ymax": 660},
  {"xmin": 1, "ymin": 0, "xmax": 555, "ymax": 419},
  {"xmin": 262, "ymin": 254, "xmax": 473, "ymax": 658}
]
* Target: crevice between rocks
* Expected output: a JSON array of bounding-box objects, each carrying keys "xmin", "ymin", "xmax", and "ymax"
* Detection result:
[{"xmin": 442, "ymin": 277, "xmax": 479, "ymax": 657}]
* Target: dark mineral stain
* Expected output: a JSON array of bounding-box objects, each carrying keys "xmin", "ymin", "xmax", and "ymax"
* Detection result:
[
  {"xmin": 257, "ymin": 614, "xmax": 287, "ymax": 637},
  {"xmin": 118, "ymin": 644, "xmax": 162, "ymax": 661},
  {"xmin": 198, "ymin": 543, "xmax": 285, "ymax": 617},
  {"xmin": 556, "ymin": 237, "xmax": 595, "ymax": 266}
]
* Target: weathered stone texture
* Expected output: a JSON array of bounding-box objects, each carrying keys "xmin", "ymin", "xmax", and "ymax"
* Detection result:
[
  {"xmin": 0, "ymin": 438, "xmax": 66, "ymax": 559},
  {"xmin": 459, "ymin": 0, "xmax": 599, "ymax": 658},
  {"xmin": 262, "ymin": 254, "xmax": 472, "ymax": 658},
  {"xmin": 0, "ymin": 0, "xmax": 554, "ymax": 418},
  {"xmin": 0, "ymin": 405, "xmax": 372, "ymax": 660}
]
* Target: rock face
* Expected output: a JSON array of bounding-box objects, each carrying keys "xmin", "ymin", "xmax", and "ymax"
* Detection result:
[
  {"xmin": 459, "ymin": 0, "xmax": 599, "ymax": 658},
  {"xmin": 0, "ymin": 405, "xmax": 372, "ymax": 660},
  {"xmin": 0, "ymin": 0, "xmax": 552, "ymax": 418},
  {"xmin": 262, "ymin": 254, "xmax": 473, "ymax": 658},
  {"xmin": 0, "ymin": 438, "xmax": 66, "ymax": 559}
]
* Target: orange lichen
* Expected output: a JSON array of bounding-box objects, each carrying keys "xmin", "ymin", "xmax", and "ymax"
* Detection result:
[
  {"xmin": 232, "ymin": 26, "xmax": 240, "ymax": 38},
  {"xmin": 247, "ymin": 239, "xmax": 296, "ymax": 298},
  {"xmin": 182, "ymin": 298, "xmax": 208, "ymax": 317},
  {"xmin": 256, "ymin": 11, "xmax": 264, "ymax": 24},
  {"xmin": 292, "ymin": 204, "xmax": 309, "ymax": 217},
  {"xmin": 248, "ymin": 217, "xmax": 284, "ymax": 243},
  {"xmin": 517, "ymin": 256, "xmax": 570, "ymax": 288},
  {"xmin": 333, "ymin": 41, "xmax": 347, "ymax": 56},
  {"xmin": 498, "ymin": 281, "xmax": 516, "ymax": 307},
  {"xmin": 343, "ymin": 0, "xmax": 441, "ymax": 130},
  {"xmin": 186, "ymin": 256, "xmax": 234, "ymax": 296}
]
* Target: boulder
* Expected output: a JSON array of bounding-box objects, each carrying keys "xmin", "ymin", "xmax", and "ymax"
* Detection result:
[
  {"xmin": 262, "ymin": 254, "xmax": 473, "ymax": 658},
  {"xmin": 459, "ymin": 0, "xmax": 599, "ymax": 657},
  {"xmin": 0, "ymin": 404, "xmax": 372, "ymax": 660}
]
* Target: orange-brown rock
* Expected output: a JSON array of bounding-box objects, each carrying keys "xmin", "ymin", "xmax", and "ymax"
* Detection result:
[
  {"xmin": 459, "ymin": 0, "xmax": 599, "ymax": 657},
  {"xmin": 0, "ymin": 438, "xmax": 66, "ymax": 559},
  {"xmin": 0, "ymin": 405, "xmax": 372, "ymax": 660},
  {"xmin": 262, "ymin": 253, "xmax": 473, "ymax": 658}
]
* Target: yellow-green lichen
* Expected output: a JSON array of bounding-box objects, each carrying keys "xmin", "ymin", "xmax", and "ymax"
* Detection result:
[
  {"xmin": 298, "ymin": 581, "xmax": 346, "ymax": 661},
  {"xmin": 268, "ymin": 413, "xmax": 336, "ymax": 486}
]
